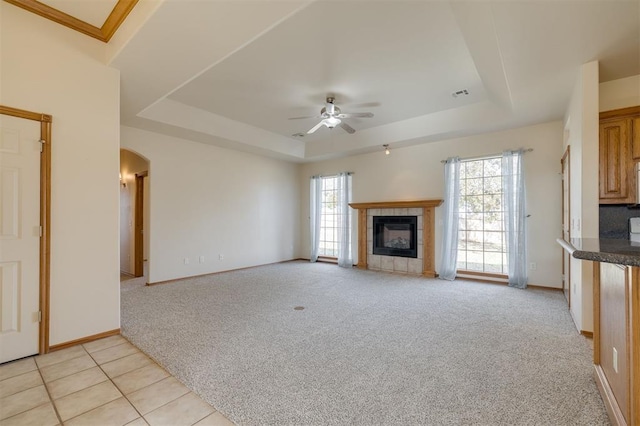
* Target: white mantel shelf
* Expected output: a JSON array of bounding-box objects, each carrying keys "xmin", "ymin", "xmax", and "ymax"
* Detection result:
[{"xmin": 349, "ymin": 199, "xmax": 443, "ymax": 277}]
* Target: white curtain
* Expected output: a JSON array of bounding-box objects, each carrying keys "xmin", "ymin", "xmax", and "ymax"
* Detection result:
[
  {"xmin": 309, "ymin": 175, "xmax": 322, "ymax": 262},
  {"xmin": 502, "ymin": 150, "xmax": 527, "ymax": 289},
  {"xmin": 438, "ymin": 157, "xmax": 461, "ymax": 281},
  {"xmin": 336, "ymin": 172, "xmax": 353, "ymax": 268}
]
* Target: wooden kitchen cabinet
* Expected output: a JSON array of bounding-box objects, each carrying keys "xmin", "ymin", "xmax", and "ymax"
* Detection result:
[
  {"xmin": 594, "ymin": 262, "xmax": 640, "ymax": 425},
  {"xmin": 599, "ymin": 118, "xmax": 633, "ymax": 203},
  {"xmin": 632, "ymin": 117, "xmax": 640, "ymax": 160},
  {"xmin": 599, "ymin": 106, "xmax": 640, "ymax": 204}
]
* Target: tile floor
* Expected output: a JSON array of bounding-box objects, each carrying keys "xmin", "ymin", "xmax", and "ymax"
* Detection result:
[{"xmin": 0, "ymin": 335, "xmax": 234, "ymax": 426}]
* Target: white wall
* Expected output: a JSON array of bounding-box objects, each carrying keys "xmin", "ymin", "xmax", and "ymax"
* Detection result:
[
  {"xmin": 1, "ymin": 4, "xmax": 121, "ymax": 345},
  {"xmin": 563, "ymin": 61, "xmax": 600, "ymax": 333},
  {"xmin": 121, "ymin": 126, "xmax": 301, "ymax": 283},
  {"xmin": 599, "ymin": 74, "xmax": 640, "ymax": 111},
  {"xmin": 300, "ymin": 121, "xmax": 564, "ymax": 288},
  {"xmin": 119, "ymin": 150, "xmax": 149, "ymax": 275}
]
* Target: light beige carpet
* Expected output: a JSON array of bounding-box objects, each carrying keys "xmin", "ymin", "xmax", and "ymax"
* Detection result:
[{"xmin": 121, "ymin": 261, "xmax": 609, "ymax": 426}]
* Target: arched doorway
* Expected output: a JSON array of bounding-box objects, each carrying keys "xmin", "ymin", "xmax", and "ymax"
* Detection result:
[{"xmin": 120, "ymin": 149, "xmax": 149, "ymax": 284}]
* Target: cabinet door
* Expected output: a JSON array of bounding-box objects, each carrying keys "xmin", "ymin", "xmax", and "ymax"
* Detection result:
[
  {"xmin": 599, "ymin": 118, "xmax": 634, "ymax": 203},
  {"xmin": 632, "ymin": 117, "xmax": 640, "ymax": 160}
]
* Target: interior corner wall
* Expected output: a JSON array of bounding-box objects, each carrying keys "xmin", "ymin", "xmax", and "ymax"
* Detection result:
[
  {"xmin": 599, "ymin": 74, "xmax": 640, "ymax": 111},
  {"xmin": 563, "ymin": 60, "xmax": 600, "ymax": 333},
  {"xmin": 120, "ymin": 126, "xmax": 301, "ymax": 283},
  {"xmin": 299, "ymin": 121, "xmax": 564, "ymax": 288},
  {"xmin": 1, "ymin": 4, "xmax": 121, "ymax": 345}
]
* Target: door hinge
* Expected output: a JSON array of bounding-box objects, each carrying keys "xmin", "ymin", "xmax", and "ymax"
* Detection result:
[
  {"xmin": 39, "ymin": 139, "xmax": 45, "ymax": 153},
  {"xmin": 39, "ymin": 226, "xmax": 43, "ymax": 237},
  {"xmin": 37, "ymin": 311, "xmax": 42, "ymax": 322}
]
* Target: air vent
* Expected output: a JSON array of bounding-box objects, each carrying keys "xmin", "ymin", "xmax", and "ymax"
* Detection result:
[{"xmin": 451, "ymin": 89, "xmax": 469, "ymax": 98}]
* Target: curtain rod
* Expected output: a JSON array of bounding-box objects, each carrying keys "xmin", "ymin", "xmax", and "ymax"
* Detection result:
[
  {"xmin": 311, "ymin": 172, "xmax": 354, "ymax": 178},
  {"xmin": 440, "ymin": 148, "xmax": 533, "ymax": 164}
]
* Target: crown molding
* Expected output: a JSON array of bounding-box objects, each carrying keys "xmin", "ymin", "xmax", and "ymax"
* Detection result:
[{"xmin": 4, "ymin": 0, "xmax": 138, "ymax": 43}]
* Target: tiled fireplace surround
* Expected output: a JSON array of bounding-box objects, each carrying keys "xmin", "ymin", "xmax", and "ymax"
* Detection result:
[{"xmin": 349, "ymin": 200, "xmax": 443, "ymax": 277}]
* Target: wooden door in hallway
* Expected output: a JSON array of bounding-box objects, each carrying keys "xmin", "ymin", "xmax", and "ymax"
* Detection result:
[
  {"xmin": 0, "ymin": 114, "xmax": 41, "ymax": 363},
  {"xmin": 134, "ymin": 172, "xmax": 147, "ymax": 277}
]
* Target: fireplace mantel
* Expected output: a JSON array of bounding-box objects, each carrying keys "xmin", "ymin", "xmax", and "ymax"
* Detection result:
[
  {"xmin": 350, "ymin": 200, "xmax": 443, "ymax": 210},
  {"xmin": 349, "ymin": 199, "xmax": 443, "ymax": 277}
]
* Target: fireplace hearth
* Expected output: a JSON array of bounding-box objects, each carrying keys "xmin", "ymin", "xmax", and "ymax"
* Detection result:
[{"xmin": 373, "ymin": 216, "xmax": 417, "ymax": 258}]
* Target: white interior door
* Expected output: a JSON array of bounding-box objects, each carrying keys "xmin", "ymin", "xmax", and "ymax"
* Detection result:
[{"xmin": 0, "ymin": 114, "xmax": 41, "ymax": 363}]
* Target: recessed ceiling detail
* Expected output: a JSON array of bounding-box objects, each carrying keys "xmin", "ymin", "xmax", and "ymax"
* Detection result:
[
  {"xmin": 167, "ymin": 1, "xmax": 486, "ymax": 144},
  {"xmin": 4, "ymin": 0, "xmax": 138, "ymax": 42},
  {"xmin": 72, "ymin": 0, "xmax": 640, "ymax": 162}
]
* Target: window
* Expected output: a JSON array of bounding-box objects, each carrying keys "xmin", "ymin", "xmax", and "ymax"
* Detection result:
[
  {"xmin": 456, "ymin": 157, "xmax": 507, "ymax": 274},
  {"xmin": 318, "ymin": 175, "xmax": 349, "ymax": 257}
]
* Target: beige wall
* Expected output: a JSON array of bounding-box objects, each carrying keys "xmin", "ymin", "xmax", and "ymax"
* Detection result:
[
  {"xmin": 120, "ymin": 126, "xmax": 301, "ymax": 283},
  {"xmin": 563, "ymin": 61, "xmax": 600, "ymax": 333},
  {"xmin": 1, "ymin": 4, "xmax": 121, "ymax": 345},
  {"xmin": 300, "ymin": 121, "xmax": 564, "ymax": 288},
  {"xmin": 600, "ymin": 74, "xmax": 640, "ymax": 111}
]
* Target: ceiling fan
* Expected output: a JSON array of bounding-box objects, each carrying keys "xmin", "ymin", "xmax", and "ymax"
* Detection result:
[{"xmin": 290, "ymin": 97, "xmax": 374, "ymax": 134}]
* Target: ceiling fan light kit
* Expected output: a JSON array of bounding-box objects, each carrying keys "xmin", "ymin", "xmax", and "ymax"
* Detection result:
[{"xmin": 294, "ymin": 96, "xmax": 374, "ymax": 135}]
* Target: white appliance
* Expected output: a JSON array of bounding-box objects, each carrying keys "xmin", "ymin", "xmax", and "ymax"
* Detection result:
[{"xmin": 630, "ymin": 217, "xmax": 640, "ymax": 242}]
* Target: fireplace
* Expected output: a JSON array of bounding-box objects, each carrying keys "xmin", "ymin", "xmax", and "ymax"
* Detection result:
[
  {"xmin": 373, "ymin": 216, "xmax": 418, "ymax": 258},
  {"xmin": 349, "ymin": 200, "xmax": 443, "ymax": 276}
]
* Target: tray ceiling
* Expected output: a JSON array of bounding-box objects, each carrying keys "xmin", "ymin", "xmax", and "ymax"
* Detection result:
[{"xmin": 110, "ymin": 0, "xmax": 639, "ymax": 162}]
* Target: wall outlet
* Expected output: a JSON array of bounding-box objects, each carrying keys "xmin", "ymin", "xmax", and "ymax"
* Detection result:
[
  {"xmin": 613, "ymin": 347, "xmax": 618, "ymax": 373},
  {"xmin": 219, "ymin": 254, "xmax": 224, "ymax": 261},
  {"xmin": 199, "ymin": 256, "xmax": 205, "ymax": 264},
  {"xmin": 183, "ymin": 258, "xmax": 189, "ymax": 265},
  {"xmin": 530, "ymin": 262, "xmax": 537, "ymax": 270}
]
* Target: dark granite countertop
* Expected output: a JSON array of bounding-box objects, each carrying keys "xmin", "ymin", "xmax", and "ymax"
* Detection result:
[{"xmin": 556, "ymin": 238, "xmax": 640, "ymax": 267}]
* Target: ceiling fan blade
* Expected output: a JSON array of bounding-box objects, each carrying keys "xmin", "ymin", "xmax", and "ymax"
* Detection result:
[
  {"xmin": 348, "ymin": 102, "xmax": 381, "ymax": 109},
  {"xmin": 337, "ymin": 112, "xmax": 374, "ymax": 118},
  {"xmin": 340, "ymin": 122, "xmax": 356, "ymax": 134},
  {"xmin": 307, "ymin": 121, "xmax": 325, "ymax": 134},
  {"xmin": 288, "ymin": 115, "xmax": 320, "ymax": 120}
]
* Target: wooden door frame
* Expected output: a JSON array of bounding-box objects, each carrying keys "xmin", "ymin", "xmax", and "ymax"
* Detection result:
[
  {"xmin": 561, "ymin": 146, "xmax": 571, "ymax": 308},
  {"xmin": 0, "ymin": 105, "xmax": 52, "ymax": 354},
  {"xmin": 134, "ymin": 171, "xmax": 147, "ymax": 277}
]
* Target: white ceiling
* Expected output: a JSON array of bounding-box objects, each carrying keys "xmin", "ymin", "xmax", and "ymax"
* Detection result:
[{"xmin": 110, "ymin": 0, "xmax": 640, "ymax": 162}]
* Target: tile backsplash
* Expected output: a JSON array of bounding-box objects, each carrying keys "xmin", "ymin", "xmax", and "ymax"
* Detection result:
[{"xmin": 599, "ymin": 205, "xmax": 640, "ymax": 239}]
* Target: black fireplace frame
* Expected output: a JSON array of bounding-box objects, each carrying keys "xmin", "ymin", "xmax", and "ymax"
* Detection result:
[{"xmin": 373, "ymin": 216, "xmax": 418, "ymax": 258}]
